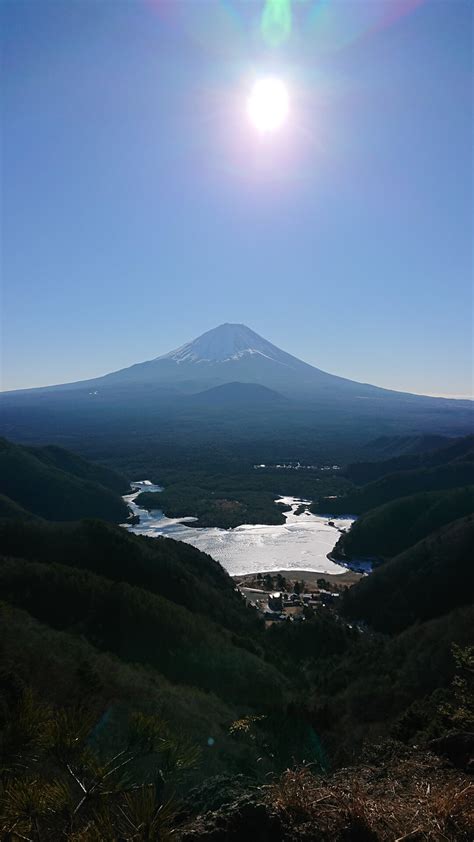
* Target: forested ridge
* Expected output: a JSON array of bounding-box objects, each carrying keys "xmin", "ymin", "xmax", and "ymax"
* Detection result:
[
  {"xmin": 0, "ymin": 437, "xmax": 129, "ymax": 522},
  {"xmin": 341, "ymin": 515, "xmax": 474, "ymax": 633},
  {"xmin": 312, "ymin": 435, "xmax": 473, "ymax": 515},
  {"xmin": 346, "ymin": 434, "xmax": 474, "ymax": 484},
  {"xmin": 333, "ymin": 485, "xmax": 474, "ymax": 561}
]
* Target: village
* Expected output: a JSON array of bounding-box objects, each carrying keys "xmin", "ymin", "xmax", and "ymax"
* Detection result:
[{"xmin": 234, "ymin": 571, "xmax": 350, "ymax": 626}]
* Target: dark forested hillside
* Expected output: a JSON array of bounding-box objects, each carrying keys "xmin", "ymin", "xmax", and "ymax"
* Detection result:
[
  {"xmin": 359, "ymin": 433, "xmax": 454, "ymax": 461},
  {"xmin": 0, "ymin": 601, "xmax": 242, "ymax": 773},
  {"xmin": 0, "ymin": 506, "xmax": 299, "ymax": 783},
  {"xmin": 333, "ymin": 485, "xmax": 474, "ymax": 562},
  {"xmin": 0, "ymin": 432, "xmax": 473, "ymax": 840},
  {"xmin": 0, "ymin": 437, "xmax": 129, "ymax": 522},
  {"xmin": 313, "ymin": 456, "xmax": 474, "ymax": 516},
  {"xmin": 346, "ymin": 434, "xmax": 474, "ymax": 485},
  {"xmin": 0, "ymin": 493, "xmax": 34, "ymax": 520},
  {"xmin": 0, "ymin": 556, "xmax": 286, "ymax": 708},
  {"xmin": 341, "ymin": 515, "xmax": 474, "ymax": 633},
  {"xmin": 0, "ymin": 518, "xmax": 257, "ymax": 635},
  {"xmin": 27, "ymin": 442, "xmax": 130, "ymax": 493},
  {"xmin": 303, "ymin": 604, "xmax": 474, "ymax": 755}
]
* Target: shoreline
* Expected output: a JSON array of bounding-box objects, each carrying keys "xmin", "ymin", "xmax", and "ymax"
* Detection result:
[
  {"xmin": 125, "ymin": 484, "xmax": 360, "ymax": 581},
  {"xmin": 125, "ymin": 484, "xmax": 353, "ymax": 533}
]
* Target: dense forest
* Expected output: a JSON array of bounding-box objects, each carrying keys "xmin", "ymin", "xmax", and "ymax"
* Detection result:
[
  {"xmin": 346, "ymin": 434, "xmax": 474, "ymax": 484},
  {"xmin": 135, "ymin": 487, "xmax": 288, "ymax": 528},
  {"xmin": 341, "ymin": 515, "xmax": 474, "ymax": 633},
  {"xmin": 312, "ymin": 435, "xmax": 474, "ymax": 517},
  {"xmin": 333, "ymin": 486, "xmax": 474, "ymax": 561},
  {"xmin": 0, "ymin": 437, "xmax": 129, "ymax": 522},
  {"xmin": 133, "ymin": 467, "xmax": 351, "ymax": 529},
  {"xmin": 0, "ymin": 436, "xmax": 473, "ymax": 839}
]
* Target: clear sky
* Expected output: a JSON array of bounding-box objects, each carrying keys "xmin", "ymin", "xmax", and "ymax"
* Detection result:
[{"xmin": 2, "ymin": 0, "xmax": 472, "ymax": 396}]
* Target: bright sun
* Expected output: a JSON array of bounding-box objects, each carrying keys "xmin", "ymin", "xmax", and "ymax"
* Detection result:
[{"xmin": 247, "ymin": 77, "xmax": 289, "ymax": 134}]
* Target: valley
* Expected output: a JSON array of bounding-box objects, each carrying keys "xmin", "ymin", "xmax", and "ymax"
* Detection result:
[
  {"xmin": 1, "ymin": 416, "xmax": 473, "ymax": 841},
  {"xmin": 0, "ymin": 333, "xmax": 473, "ymax": 842}
]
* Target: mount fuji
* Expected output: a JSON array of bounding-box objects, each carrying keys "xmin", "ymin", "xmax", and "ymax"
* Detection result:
[
  {"xmin": 1, "ymin": 324, "xmax": 472, "ymax": 440},
  {"xmin": 91, "ymin": 322, "xmax": 368, "ymax": 397},
  {"xmin": 27, "ymin": 322, "xmax": 419, "ymax": 400}
]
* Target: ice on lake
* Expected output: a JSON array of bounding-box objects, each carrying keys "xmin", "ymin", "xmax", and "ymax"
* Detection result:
[{"xmin": 122, "ymin": 482, "xmax": 355, "ymax": 577}]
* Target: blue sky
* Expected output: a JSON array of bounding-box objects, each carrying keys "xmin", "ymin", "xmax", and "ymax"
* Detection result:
[{"xmin": 2, "ymin": 0, "xmax": 472, "ymax": 396}]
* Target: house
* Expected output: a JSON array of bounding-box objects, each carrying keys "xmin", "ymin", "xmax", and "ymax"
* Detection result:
[
  {"xmin": 263, "ymin": 610, "xmax": 286, "ymax": 622},
  {"xmin": 319, "ymin": 590, "xmax": 340, "ymax": 606},
  {"xmin": 268, "ymin": 592, "xmax": 283, "ymax": 612}
]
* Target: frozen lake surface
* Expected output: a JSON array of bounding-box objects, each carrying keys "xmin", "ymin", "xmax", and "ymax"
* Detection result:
[{"xmin": 123, "ymin": 481, "xmax": 355, "ymax": 577}]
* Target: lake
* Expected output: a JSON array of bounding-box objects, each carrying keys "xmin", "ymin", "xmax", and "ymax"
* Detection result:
[{"xmin": 122, "ymin": 481, "xmax": 357, "ymax": 577}]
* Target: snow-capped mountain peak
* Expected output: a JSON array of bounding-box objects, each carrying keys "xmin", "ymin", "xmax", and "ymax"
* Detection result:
[
  {"xmin": 157, "ymin": 323, "xmax": 292, "ymax": 366},
  {"xmin": 5, "ymin": 323, "xmax": 471, "ymax": 421}
]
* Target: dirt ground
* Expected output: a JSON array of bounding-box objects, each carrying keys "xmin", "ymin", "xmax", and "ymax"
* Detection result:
[{"xmin": 233, "ymin": 568, "xmax": 363, "ymax": 591}]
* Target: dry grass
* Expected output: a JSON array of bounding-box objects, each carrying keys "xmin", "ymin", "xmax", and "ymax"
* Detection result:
[{"xmin": 267, "ymin": 750, "xmax": 474, "ymax": 841}]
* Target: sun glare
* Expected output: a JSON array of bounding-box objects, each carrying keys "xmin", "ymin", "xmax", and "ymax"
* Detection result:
[{"xmin": 247, "ymin": 77, "xmax": 289, "ymax": 134}]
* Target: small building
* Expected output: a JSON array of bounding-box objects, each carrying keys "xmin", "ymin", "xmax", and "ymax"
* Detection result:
[
  {"xmin": 263, "ymin": 610, "xmax": 286, "ymax": 622},
  {"xmin": 319, "ymin": 590, "xmax": 340, "ymax": 606},
  {"xmin": 268, "ymin": 592, "xmax": 283, "ymax": 612}
]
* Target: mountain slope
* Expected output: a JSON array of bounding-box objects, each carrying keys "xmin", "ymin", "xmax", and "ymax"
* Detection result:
[
  {"xmin": 313, "ymin": 458, "xmax": 474, "ymax": 515},
  {"xmin": 0, "ymin": 437, "xmax": 129, "ymax": 522},
  {"xmin": 0, "ymin": 555, "xmax": 286, "ymax": 708},
  {"xmin": 333, "ymin": 485, "xmax": 474, "ymax": 561},
  {"xmin": 341, "ymin": 515, "xmax": 474, "ymax": 633},
  {"xmin": 1, "ymin": 325, "xmax": 471, "ymax": 450},
  {"xmin": 76, "ymin": 322, "xmax": 371, "ymax": 396},
  {"xmin": 359, "ymin": 433, "xmax": 454, "ymax": 461},
  {"xmin": 159, "ymin": 322, "xmax": 292, "ymax": 365},
  {"xmin": 188, "ymin": 381, "xmax": 288, "ymax": 408},
  {"xmin": 0, "ymin": 493, "xmax": 35, "ymax": 520},
  {"xmin": 4, "ymin": 323, "xmax": 472, "ymax": 407},
  {"xmin": 0, "ymin": 601, "xmax": 243, "ymax": 774},
  {"xmin": 0, "ymin": 517, "xmax": 257, "ymax": 635},
  {"xmin": 27, "ymin": 442, "xmax": 129, "ymax": 494},
  {"xmin": 347, "ymin": 434, "xmax": 474, "ymax": 484}
]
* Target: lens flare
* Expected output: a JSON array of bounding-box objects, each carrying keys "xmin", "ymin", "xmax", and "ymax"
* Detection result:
[
  {"xmin": 261, "ymin": 0, "xmax": 292, "ymax": 47},
  {"xmin": 247, "ymin": 77, "xmax": 289, "ymax": 133}
]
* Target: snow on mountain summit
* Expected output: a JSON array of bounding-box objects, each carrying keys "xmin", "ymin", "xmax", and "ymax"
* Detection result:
[
  {"xmin": 158, "ymin": 323, "xmax": 292, "ymax": 366},
  {"xmin": 5, "ymin": 323, "xmax": 471, "ymax": 416}
]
